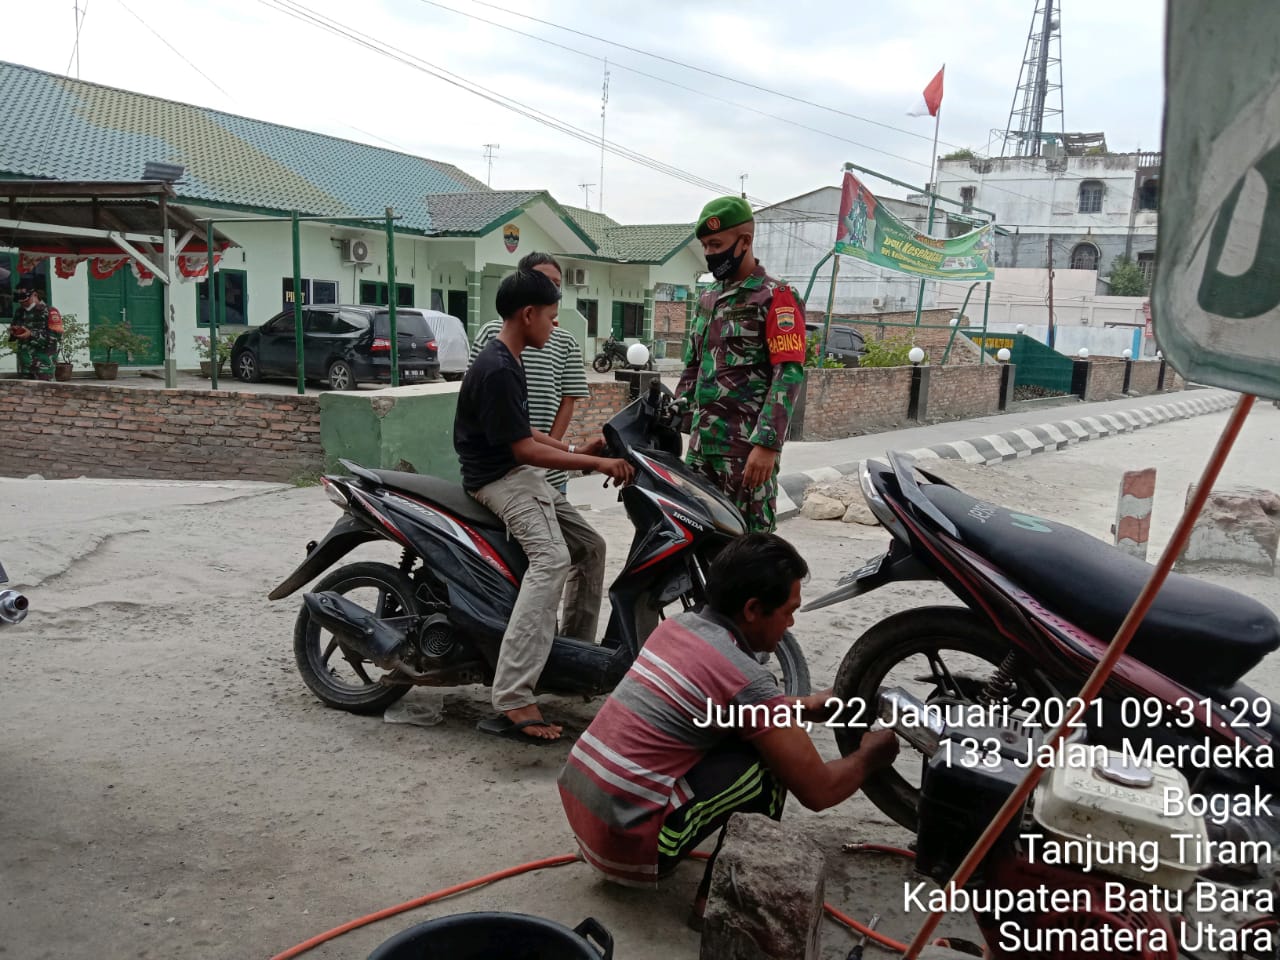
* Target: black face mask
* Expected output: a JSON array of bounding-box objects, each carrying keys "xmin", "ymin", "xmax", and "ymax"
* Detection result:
[{"xmin": 705, "ymin": 238, "xmax": 746, "ymax": 282}]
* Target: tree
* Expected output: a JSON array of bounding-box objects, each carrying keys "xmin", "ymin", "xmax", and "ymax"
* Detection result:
[{"xmin": 1108, "ymin": 256, "xmax": 1149, "ymax": 297}]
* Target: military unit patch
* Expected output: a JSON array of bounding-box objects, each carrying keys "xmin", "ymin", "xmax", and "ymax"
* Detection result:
[
  {"xmin": 706, "ymin": 216, "xmax": 721, "ymax": 232},
  {"xmin": 775, "ymin": 306, "xmax": 796, "ymax": 331}
]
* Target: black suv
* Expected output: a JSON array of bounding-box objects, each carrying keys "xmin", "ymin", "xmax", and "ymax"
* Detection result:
[
  {"xmin": 231, "ymin": 305, "xmax": 440, "ymax": 390},
  {"xmin": 805, "ymin": 321, "xmax": 866, "ymax": 366}
]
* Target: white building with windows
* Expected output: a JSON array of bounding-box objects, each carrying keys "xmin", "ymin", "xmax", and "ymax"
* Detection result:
[{"xmin": 935, "ymin": 139, "xmax": 1159, "ymax": 294}]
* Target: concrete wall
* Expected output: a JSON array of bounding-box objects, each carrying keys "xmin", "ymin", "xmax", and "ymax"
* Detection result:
[
  {"xmin": 318, "ymin": 380, "xmax": 635, "ymax": 481},
  {"xmin": 1082, "ymin": 359, "xmax": 1129, "ymax": 401},
  {"xmin": 793, "ymin": 367, "xmax": 914, "ymax": 440},
  {"xmin": 920, "ymin": 364, "xmax": 1004, "ymax": 421},
  {"xmin": 1129, "ymin": 360, "xmax": 1162, "ymax": 395},
  {"xmin": 0, "ymin": 381, "xmax": 321, "ymax": 481}
]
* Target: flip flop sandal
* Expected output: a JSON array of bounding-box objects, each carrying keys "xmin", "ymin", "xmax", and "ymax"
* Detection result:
[{"xmin": 476, "ymin": 715, "xmax": 573, "ymax": 746}]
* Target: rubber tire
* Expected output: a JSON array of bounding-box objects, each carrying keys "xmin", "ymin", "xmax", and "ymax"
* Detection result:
[
  {"xmin": 592, "ymin": 354, "xmax": 612, "ymax": 373},
  {"xmin": 831, "ymin": 606, "xmax": 1044, "ymax": 831},
  {"xmin": 293, "ymin": 561, "xmax": 415, "ymax": 714},
  {"xmin": 328, "ymin": 359, "xmax": 356, "ymax": 391},
  {"xmin": 773, "ymin": 630, "xmax": 811, "ymax": 697},
  {"xmin": 442, "ymin": 372, "xmax": 464, "ymax": 382},
  {"xmin": 233, "ymin": 349, "xmax": 260, "ymax": 382}
]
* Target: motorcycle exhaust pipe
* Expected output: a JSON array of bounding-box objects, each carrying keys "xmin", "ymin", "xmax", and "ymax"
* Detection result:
[
  {"xmin": 303, "ymin": 591, "xmax": 406, "ymax": 668},
  {"xmin": 0, "ymin": 589, "xmax": 28, "ymax": 625}
]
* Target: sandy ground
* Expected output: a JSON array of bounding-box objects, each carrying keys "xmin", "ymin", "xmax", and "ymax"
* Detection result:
[{"xmin": 2, "ymin": 400, "xmax": 1279, "ymax": 959}]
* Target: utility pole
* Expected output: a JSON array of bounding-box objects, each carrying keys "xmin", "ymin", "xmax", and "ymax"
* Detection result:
[
  {"xmin": 579, "ymin": 183, "xmax": 595, "ymax": 210},
  {"xmin": 599, "ymin": 61, "xmax": 610, "ymax": 213},
  {"xmin": 739, "ymin": 173, "xmax": 748, "ymax": 198},
  {"xmin": 1047, "ymin": 235, "xmax": 1056, "ymax": 349},
  {"xmin": 482, "ymin": 143, "xmax": 499, "ymax": 187}
]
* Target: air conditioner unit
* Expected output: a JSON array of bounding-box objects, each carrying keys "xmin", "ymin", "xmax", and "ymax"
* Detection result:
[
  {"xmin": 341, "ymin": 239, "xmax": 371, "ymax": 264},
  {"xmin": 871, "ymin": 297, "xmax": 884, "ymax": 308},
  {"xmin": 569, "ymin": 267, "xmax": 590, "ymax": 287}
]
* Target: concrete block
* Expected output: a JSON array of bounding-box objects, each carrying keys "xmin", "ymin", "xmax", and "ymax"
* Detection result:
[
  {"xmin": 1178, "ymin": 485, "xmax": 1280, "ymax": 571},
  {"xmin": 319, "ymin": 381, "xmax": 462, "ymax": 481},
  {"xmin": 700, "ymin": 814, "xmax": 826, "ymax": 960}
]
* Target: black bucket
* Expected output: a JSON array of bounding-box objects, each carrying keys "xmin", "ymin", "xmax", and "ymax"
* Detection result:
[{"xmin": 366, "ymin": 912, "xmax": 613, "ymax": 960}]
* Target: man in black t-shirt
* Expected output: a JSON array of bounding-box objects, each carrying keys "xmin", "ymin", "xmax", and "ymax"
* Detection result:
[{"xmin": 454, "ymin": 268, "xmax": 634, "ymax": 745}]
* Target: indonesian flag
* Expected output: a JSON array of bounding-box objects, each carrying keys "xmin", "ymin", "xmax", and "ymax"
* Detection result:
[{"xmin": 908, "ymin": 66, "xmax": 945, "ymax": 117}]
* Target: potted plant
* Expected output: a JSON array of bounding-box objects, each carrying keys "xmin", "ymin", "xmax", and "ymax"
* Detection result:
[
  {"xmin": 87, "ymin": 319, "xmax": 151, "ymax": 380},
  {"xmin": 55, "ymin": 313, "xmax": 88, "ymax": 382},
  {"xmin": 194, "ymin": 334, "xmax": 233, "ymax": 378}
]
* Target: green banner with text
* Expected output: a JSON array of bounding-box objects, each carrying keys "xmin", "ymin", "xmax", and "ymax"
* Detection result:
[{"xmin": 834, "ymin": 171, "xmax": 995, "ymax": 281}]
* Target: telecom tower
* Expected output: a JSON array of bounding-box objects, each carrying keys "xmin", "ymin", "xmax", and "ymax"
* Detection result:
[{"xmin": 1001, "ymin": 0, "xmax": 1065, "ymax": 157}]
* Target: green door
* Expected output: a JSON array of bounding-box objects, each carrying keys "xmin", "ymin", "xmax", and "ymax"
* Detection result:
[
  {"xmin": 88, "ymin": 269, "xmax": 164, "ymax": 365},
  {"xmin": 611, "ymin": 301, "xmax": 624, "ymax": 339}
]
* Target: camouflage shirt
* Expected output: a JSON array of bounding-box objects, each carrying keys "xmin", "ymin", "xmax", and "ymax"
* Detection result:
[
  {"xmin": 675, "ymin": 263, "xmax": 806, "ymax": 456},
  {"xmin": 10, "ymin": 302, "xmax": 55, "ymax": 351}
]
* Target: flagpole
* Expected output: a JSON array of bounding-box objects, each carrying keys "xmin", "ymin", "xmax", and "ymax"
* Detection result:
[{"xmin": 914, "ymin": 64, "xmax": 943, "ymax": 331}]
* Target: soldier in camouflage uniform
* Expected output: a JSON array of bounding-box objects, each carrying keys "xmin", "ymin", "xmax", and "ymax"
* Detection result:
[
  {"xmin": 675, "ymin": 197, "xmax": 806, "ymax": 533},
  {"xmin": 9, "ymin": 279, "xmax": 57, "ymax": 381}
]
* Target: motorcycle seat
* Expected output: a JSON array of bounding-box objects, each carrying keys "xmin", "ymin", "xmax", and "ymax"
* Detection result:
[
  {"xmin": 368, "ymin": 469, "xmax": 505, "ymax": 530},
  {"xmin": 920, "ymin": 481, "xmax": 1280, "ymax": 691}
]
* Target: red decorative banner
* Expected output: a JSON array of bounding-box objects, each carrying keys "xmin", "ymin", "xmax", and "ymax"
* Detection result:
[
  {"xmin": 18, "ymin": 252, "xmax": 44, "ymax": 274},
  {"xmin": 55, "ymin": 256, "xmax": 84, "ymax": 279},
  {"xmin": 130, "ymin": 258, "xmax": 156, "ymax": 287},
  {"xmin": 177, "ymin": 252, "xmax": 221, "ymax": 279},
  {"xmin": 90, "ymin": 256, "xmax": 129, "ymax": 280}
]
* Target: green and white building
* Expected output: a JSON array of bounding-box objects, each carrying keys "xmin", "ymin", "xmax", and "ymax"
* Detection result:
[{"xmin": 0, "ymin": 60, "xmax": 703, "ymax": 371}]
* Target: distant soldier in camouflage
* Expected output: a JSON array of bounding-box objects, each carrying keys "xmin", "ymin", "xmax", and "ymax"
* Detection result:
[
  {"xmin": 675, "ymin": 197, "xmax": 806, "ymax": 533},
  {"xmin": 9, "ymin": 279, "xmax": 59, "ymax": 381}
]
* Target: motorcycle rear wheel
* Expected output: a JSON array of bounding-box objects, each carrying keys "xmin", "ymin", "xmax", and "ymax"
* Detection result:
[
  {"xmin": 592, "ymin": 354, "xmax": 612, "ymax": 373},
  {"xmin": 293, "ymin": 561, "xmax": 415, "ymax": 714},
  {"xmin": 769, "ymin": 630, "xmax": 811, "ymax": 697},
  {"xmin": 831, "ymin": 605, "xmax": 1052, "ymax": 831}
]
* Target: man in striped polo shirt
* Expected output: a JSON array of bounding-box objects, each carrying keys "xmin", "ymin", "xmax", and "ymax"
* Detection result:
[
  {"xmin": 557, "ymin": 534, "xmax": 899, "ymax": 925},
  {"xmin": 468, "ymin": 252, "xmax": 590, "ymax": 494}
]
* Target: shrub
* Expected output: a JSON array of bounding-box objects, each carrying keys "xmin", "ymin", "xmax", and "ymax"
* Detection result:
[{"xmin": 859, "ymin": 337, "xmax": 916, "ymax": 367}]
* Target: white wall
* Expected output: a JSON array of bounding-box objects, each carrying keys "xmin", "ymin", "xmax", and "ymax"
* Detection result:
[
  {"xmin": 935, "ymin": 153, "xmax": 1159, "ymax": 239},
  {"xmin": 754, "ymin": 186, "xmax": 940, "ymax": 315},
  {"xmin": 937, "ymin": 267, "xmax": 1148, "ymax": 333}
]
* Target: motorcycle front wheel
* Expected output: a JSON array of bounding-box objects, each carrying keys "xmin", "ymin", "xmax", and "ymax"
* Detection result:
[
  {"xmin": 293, "ymin": 561, "xmax": 415, "ymax": 714},
  {"xmin": 831, "ymin": 605, "xmax": 1053, "ymax": 831},
  {"xmin": 592, "ymin": 354, "xmax": 612, "ymax": 373}
]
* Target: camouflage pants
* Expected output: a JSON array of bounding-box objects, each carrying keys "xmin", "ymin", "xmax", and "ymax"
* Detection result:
[
  {"xmin": 685, "ymin": 446, "xmax": 780, "ymax": 534},
  {"xmin": 15, "ymin": 342, "xmax": 55, "ymax": 381}
]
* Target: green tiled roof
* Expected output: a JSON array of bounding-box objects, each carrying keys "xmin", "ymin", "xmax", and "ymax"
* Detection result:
[
  {"xmin": 0, "ymin": 60, "xmax": 486, "ymax": 232},
  {"xmin": 563, "ymin": 205, "xmax": 694, "ymax": 263},
  {"xmin": 422, "ymin": 190, "xmax": 544, "ymax": 233}
]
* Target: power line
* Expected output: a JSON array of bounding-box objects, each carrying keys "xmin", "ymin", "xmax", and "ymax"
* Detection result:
[
  {"xmin": 256, "ymin": 0, "xmax": 765, "ymax": 204},
  {"xmin": 114, "ymin": 0, "xmax": 231, "ymax": 100},
  {"xmin": 453, "ymin": 0, "xmax": 959, "ymax": 150},
  {"xmin": 411, "ymin": 0, "xmax": 932, "ymax": 172}
]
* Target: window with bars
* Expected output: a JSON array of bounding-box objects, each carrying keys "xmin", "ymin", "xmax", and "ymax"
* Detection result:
[
  {"xmin": 358, "ymin": 281, "xmax": 414, "ymax": 307},
  {"xmin": 1139, "ymin": 178, "xmax": 1159, "ymax": 211},
  {"xmin": 1137, "ymin": 252, "xmax": 1155, "ymax": 283},
  {"xmin": 960, "ymin": 185, "xmax": 976, "ymax": 213},
  {"xmin": 1070, "ymin": 243, "xmax": 1100, "ymax": 271},
  {"xmin": 1078, "ymin": 181, "xmax": 1104, "ymax": 214}
]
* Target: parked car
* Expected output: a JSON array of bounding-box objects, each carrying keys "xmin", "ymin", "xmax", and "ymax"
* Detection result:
[
  {"xmin": 805, "ymin": 321, "xmax": 866, "ymax": 366},
  {"xmin": 231, "ymin": 305, "xmax": 440, "ymax": 390},
  {"xmin": 420, "ymin": 310, "xmax": 469, "ymax": 381}
]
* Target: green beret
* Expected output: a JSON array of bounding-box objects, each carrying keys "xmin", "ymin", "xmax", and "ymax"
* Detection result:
[{"xmin": 695, "ymin": 196, "xmax": 753, "ymax": 239}]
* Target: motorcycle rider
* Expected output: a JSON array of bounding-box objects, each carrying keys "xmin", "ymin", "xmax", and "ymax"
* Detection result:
[
  {"xmin": 454, "ymin": 266, "xmax": 634, "ymax": 744},
  {"xmin": 558, "ymin": 532, "xmax": 899, "ymax": 926}
]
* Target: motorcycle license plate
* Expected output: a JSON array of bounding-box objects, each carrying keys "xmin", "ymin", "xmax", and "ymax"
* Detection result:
[{"xmin": 836, "ymin": 554, "xmax": 885, "ymax": 587}]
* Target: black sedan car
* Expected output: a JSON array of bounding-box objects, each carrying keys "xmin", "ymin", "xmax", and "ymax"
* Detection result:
[
  {"xmin": 231, "ymin": 305, "xmax": 440, "ymax": 390},
  {"xmin": 805, "ymin": 321, "xmax": 866, "ymax": 366}
]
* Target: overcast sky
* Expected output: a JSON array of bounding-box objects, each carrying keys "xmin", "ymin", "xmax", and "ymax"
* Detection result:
[{"xmin": 12, "ymin": 0, "xmax": 1166, "ymax": 225}]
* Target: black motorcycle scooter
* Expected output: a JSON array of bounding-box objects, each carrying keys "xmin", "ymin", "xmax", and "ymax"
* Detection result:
[{"xmin": 269, "ymin": 382, "xmax": 810, "ymax": 715}]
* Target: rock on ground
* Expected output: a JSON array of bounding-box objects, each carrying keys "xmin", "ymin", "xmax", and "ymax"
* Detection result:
[
  {"xmin": 700, "ymin": 813, "xmax": 826, "ymax": 960},
  {"xmin": 1179, "ymin": 485, "xmax": 1280, "ymax": 572},
  {"xmin": 801, "ymin": 494, "xmax": 846, "ymax": 521}
]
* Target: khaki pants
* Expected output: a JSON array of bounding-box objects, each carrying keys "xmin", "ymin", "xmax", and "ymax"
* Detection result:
[{"xmin": 470, "ymin": 465, "xmax": 606, "ymax": 712}]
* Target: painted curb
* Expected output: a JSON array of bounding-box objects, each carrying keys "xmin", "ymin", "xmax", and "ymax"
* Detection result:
[{"xmin": 776, "ymin": 390, "xmax": 1238, "ymax": 523}]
